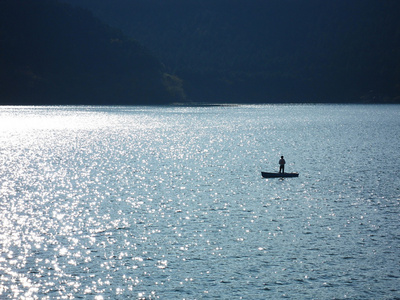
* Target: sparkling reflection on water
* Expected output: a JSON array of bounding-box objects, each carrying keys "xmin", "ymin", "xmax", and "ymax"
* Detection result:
[{"xmin": 0, "ymin": 105, "xmax": 399, "ymax": 299}]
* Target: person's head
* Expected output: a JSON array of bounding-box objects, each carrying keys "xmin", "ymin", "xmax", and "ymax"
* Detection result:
[{"xmin": 281, "ymin": 156, "xmax": 283, "ymax": 158}]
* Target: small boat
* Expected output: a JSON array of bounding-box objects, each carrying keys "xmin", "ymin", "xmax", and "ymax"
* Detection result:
[{"xmin": 261, "ymin": 172, "xmax": 299, "ymax": 178}]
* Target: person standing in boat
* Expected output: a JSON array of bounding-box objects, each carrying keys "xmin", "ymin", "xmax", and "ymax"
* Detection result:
[{"xmin": 279, "ymin": 156, "xmax": 286, "ymax": 173}]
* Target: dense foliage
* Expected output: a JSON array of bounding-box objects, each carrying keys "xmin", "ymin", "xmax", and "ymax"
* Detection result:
[
  {"xmin": 0, "ymin": 0, "xmax": 180, "ymax": 105},
  {"xmin": 63, "ymin": 0, "xmax": 400, "ymax": 103}
]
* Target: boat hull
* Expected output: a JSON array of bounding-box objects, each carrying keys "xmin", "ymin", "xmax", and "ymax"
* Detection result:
[{"xmin": 261, "ymin": 172, "xmax": 299, "ymax": 178}]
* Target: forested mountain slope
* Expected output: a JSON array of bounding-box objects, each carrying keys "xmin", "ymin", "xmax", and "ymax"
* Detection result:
[
  {"xmin": 62, "ymin": 0, "xmax": 400, "ymax": 103},
  {"xmin": 0, "ymin": 0, "xmax": 182, "ymax": 105}
]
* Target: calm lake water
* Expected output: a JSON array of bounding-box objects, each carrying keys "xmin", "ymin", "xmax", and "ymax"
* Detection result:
[{"xmin": 0, "ymin": 105, "xmax": 399, "ymax": 299}]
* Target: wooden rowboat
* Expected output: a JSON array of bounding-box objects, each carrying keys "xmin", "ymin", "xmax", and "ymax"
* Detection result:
[{"xmin": 261, "ymin": 172, "xmax": 299, "ymax": 178}]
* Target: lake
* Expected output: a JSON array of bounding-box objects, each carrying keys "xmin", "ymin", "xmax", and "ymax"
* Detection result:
[{"xmin": 0, "ymin": 105, "xmax": 399, "ymax": 299}]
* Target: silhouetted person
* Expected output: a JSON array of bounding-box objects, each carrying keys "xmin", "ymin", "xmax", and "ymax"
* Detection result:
[{"xmin": 279, "ymin": 156, "xmax": 286, "ymax": 173}]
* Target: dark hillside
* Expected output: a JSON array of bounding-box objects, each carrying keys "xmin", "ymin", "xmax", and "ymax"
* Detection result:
[
  {"xmin": 62, "ymin": 0, "xmax": 400, "ymax": 103},
  {"xmin": 0, "ymin": 0, "xmax": 181, "ymax": 105}
]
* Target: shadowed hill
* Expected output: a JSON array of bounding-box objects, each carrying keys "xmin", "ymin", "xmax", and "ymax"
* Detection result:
[
  {"xmin": 0, "ymin": 0, "xmax": 183, "ymax": 105},
  {"xmin": 61, "ymin": 0, "xmax": 400, "ymax": 103}
]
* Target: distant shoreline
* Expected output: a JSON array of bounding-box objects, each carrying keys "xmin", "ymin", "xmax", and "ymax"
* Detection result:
[{"xmin": 1, "ymin": 101, "xmax": 399, "ymax": 107}]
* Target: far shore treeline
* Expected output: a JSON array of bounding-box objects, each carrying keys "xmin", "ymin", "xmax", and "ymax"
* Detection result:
[{"xmin": 1, "ymin": 0, "xmax": 400, "ymax": 105}]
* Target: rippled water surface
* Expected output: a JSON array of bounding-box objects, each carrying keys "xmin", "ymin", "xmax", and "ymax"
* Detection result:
[{"xmin": 0, "ymin": 105, "xmax": 399, "ymax": 299}]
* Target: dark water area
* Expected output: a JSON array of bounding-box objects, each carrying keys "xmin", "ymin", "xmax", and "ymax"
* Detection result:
[{"xmin": 0, "ymin": 105, "xmax": 399, "ymax": 299}]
